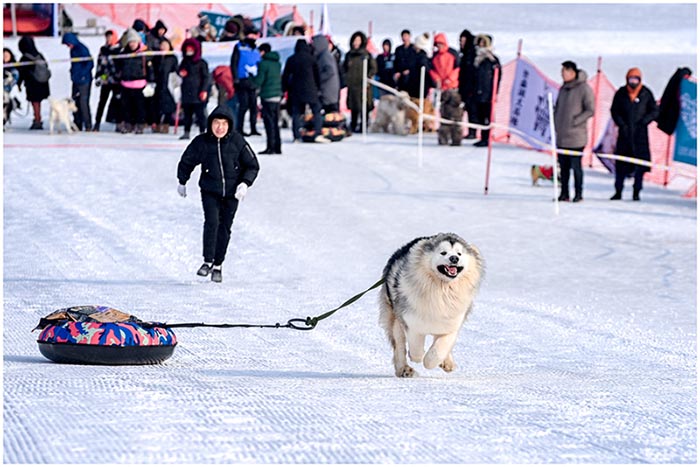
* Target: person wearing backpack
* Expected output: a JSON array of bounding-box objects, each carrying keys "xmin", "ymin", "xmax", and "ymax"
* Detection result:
[
  {"xmin": 62, "ymin": 32, "xmax": 94, "ymax": 131},
  {"xmin": 230, "ymin": 33, "xmax": 261, "ymax": 136},
  {"xmin": 17, "ymin": 36, "xmax": 51, "ymax": 130}
]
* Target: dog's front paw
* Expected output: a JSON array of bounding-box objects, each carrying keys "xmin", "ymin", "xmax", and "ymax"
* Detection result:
[
  {"xmin": 395, "ymin": 365, "xmax": 416, "ymax": 378},
  {"xmin": 423, "ymin": 348, "xmax": 443, "ymax": 369},
  {"xmin": 439, "ymin": 353, "xmax": 456, "ymax": 373}
]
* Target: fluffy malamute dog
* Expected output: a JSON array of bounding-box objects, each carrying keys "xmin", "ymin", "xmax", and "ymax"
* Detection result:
[
  {"xmin": 49, "ymin": 98, "xmax": 79, "ymax": 135},
  {"xmin": 379, "ymin": 233, "xmax": 484, "ymax": 377}
]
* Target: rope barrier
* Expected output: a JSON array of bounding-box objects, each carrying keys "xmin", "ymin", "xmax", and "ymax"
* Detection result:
[
  {"xmin": 3, "ymin": 50, "xmax": 177, "ymax": 68},
  {"xmin": 367, "ymin": 78, "xmax": 679, "ymax": 173}
]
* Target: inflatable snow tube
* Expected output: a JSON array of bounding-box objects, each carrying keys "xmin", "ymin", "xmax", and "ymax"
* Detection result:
[{"xmin": 35, "ymin": 306, "xmax": 177, "ymax": 365}]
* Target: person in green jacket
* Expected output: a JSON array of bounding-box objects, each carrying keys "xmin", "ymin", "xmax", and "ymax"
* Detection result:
[{"xmin": 251, "ymin": 43, "xmax": 282, "ymax": 154}]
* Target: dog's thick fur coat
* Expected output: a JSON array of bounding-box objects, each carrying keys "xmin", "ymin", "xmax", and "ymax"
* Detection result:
[
  {"xmin": 379, "ymin": 233, "xmax": 484, "ymax": 377},
  {"xmin": 371, "ymin": 93, "xmax": 409, "ymax": 136},
  {"xmin": 438, "ymin": 89, "xmax": 464, "ymax": 146},
  {"xmin": 49, "ymin": 98, "xmax": 79, "ymax": 135}
]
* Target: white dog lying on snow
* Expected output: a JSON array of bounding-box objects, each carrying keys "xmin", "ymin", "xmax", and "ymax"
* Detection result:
[
  {"xmin": 49, "ymin": 98, "xmax": 79, "ymax": 135},
  {"xmin": 379, "ymin": 233, "xmax": 484, "ymax": 377}
]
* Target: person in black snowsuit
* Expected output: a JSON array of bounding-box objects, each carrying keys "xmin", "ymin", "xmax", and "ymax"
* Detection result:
[
  {"xmin": 17, "ymin": 36, "xmax": 50, "ymax": 130},
  {"xmin": 176, "ymin": 104, "xmax": 260, "ymax": 282},
  {"xmin": 375, "ymin": 38, "xmax": 396, "ymax": 94},
  {"xmin": 458, "ymin": 29, "xmax": 478, "ymax": 139},
  {"xmin": 146, "ymin": 19, "xmax": 168, "ymax": 52},
  {"xmin": 178, "ymin": 38, "xmax": 211, "ymax": 139},
  {"xmin": 393, "ymin": 29, "xmax": 416, "ymax": 93},
  {"xmin": 114, "ymin": 28, "xmax": 155, "ymax": 134},
  {"xmin": 472, "ymin": 34, "xmax": 501, "ymax": 147},
  {"xmin": 144, "ymin": 20, "xmax": 168, "ymax": 130},
  {"xmin": 609, "ymin": 67, "xmax": 659, "ymax": 201},
  {"xmin": 155, "ymin": 38, "xmax": 178, "ymax": 133},
  {"xmin": 282, "ymin": 39, "xmax": 328, "ymax": 143},
  {"xmin": 93, "ymin": 29, "xmax": 121, "ymax": 131},
  {"xmin": 406, "ymin": 33, "xmax": 434, "ymax": 100}
]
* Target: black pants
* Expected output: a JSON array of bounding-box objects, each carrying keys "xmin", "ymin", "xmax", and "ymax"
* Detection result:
[
  {"xmin": 121, "ymin": 86, "xmax": 145, "ymax": 125},
  {"xmin": 261, "ymin": 100, "xmax": 281, "ymax": 152},
  {"xmin": 291, "ymin": 101, "xmax": 322, "ymax": 140},
  {"xmin": 350, "ymin": 109, "xmax": 370, "ymax": 133},
  {"xmin": 615, "ymin": 160, "xmax": 646, "ymax": 194},
  {"xmin": 94, "ymin": 83, "xmax": 115, "ymax": 128},
  {"xmin": 182, "ymin": 102, "xmax": 206, "ymax": 135},
  {"xmin": 72, "ymin": 82, "xmax": 92, "ymax": 131},
  {"xmin": 475, "ymin": 101, "xmax": 492, "ymax": 141},
  {"xmin": 235, "ymin": 82, "xmax": 258, "ymax": 133},
  {"xmin": 201, "ymin": 190, "xmax": 239, "ymax": 266},
  {"xmin": 144, "ymin": 95, "xmax": 158, "ymax": 126},
  {"xmin": 559, "ymin": 147, "xmax": 584, "ymax": 198}
]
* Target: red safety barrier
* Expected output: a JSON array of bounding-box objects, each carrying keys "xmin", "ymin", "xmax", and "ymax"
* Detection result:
[{"xmin": 490, "ymin": 54, "xmax": 695, "ymax": 190}]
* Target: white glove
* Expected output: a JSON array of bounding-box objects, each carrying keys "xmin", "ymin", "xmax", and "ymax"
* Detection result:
[
  {"xmin": 234, "ymin": 183, "xmax": 248, "ymax": 201},
  {"xmin": 177, "ymin": 184, "xmax": 187, "ymax": 198},
  {"xmin": 142, "ymin": 82, "xmax": 156, "ymax": 98}
]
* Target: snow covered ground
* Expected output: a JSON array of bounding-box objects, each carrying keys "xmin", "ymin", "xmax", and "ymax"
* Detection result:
[{"xmin": 3, "ymin": 3, "xmax": 697, "ymax": 464}]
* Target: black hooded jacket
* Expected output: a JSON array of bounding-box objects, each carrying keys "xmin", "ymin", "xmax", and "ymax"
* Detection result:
[
  {"xmin": 17, "ymin": 36, "xmax": 50, "ymax": 102},
  {"xmin": 177, "ymin": 105, "xmax": 260, "ymax": 197},
  {"xmin": 458, "ymin": 29, "xmax": 477, "ymax": 100},
  {"xmin": 282, "ymin": 39, "xmax": 320, "ymax": 106}
]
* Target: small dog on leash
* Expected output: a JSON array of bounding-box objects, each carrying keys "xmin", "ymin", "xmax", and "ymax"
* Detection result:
[
  {"xmin": 438, "ymin": 89, "xmax": 464, "ymax": 146},
  {"xmin": 379, "ymin": 233, "xmax": 484, "ymax": 377},
  {"xmin": 405, "ymin": 97, "xmax": 435, "ymax": 134},
  {"xmin": 530, "ymin": 164, "xmax": 561, "ymax": 186},
  {"xmin": 371, "ymin": 92, "xmax": 410, "ymax": 136},
  {"xmin": 49, "ymin": 98, "xmax": 79, "ymax": 135}
]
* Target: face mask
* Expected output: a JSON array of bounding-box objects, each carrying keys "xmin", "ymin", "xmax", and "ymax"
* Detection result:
[
  {"xmin": 185, "ymin": 51, "xmax": 194, "ymax": 57},
  {"xmin": 627, "ymin": 78, "xmax": 640, "ymax": 89}
]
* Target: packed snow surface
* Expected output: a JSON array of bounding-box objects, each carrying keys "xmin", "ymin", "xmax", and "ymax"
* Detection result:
[
  {"xmin": 3, "ymin": 3, "xmax": 697, "ymax": 464},
  {"xmin": 4, "ymin": 125, "xmax": 696, "ymax": 463}
]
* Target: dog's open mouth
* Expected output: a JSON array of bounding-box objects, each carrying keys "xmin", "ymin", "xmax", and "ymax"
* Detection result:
[{"xmin": 437, "ymin": 265, "xmax": 463, "ymax": 278}]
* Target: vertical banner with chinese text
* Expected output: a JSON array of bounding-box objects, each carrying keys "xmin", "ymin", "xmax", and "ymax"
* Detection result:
[{"xmin": 508, "ymin": 58, "xmax": 560, "ymax": 149}]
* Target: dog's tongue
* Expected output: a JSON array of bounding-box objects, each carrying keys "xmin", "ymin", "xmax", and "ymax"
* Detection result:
[{"xmin": 447, "ymin": 266, "xmax": 458, "ymax": 276}]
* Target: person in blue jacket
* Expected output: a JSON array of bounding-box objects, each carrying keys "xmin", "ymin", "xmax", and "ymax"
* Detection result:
[{"xmin": 62, "ymin": 32, "xmax": 94, "ymax": 131}]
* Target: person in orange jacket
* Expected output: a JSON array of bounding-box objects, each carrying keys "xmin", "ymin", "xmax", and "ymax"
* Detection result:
[{"xmin": 429, "ymin": 33, "xmax": 460, "ymax": 91}]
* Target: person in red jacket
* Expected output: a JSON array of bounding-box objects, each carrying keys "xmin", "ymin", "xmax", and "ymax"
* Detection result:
[{"xmin": 429, "ymin": 33, "xmax": 459, "ymax": 91}]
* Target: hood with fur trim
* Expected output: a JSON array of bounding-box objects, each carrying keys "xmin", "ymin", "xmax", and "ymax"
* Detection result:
[
  {"xmin": 181, "ymin": 37, "xmax": 202, "ymax": 63},
  {"xmin": 349, "ymin": 31, "xmax": 368, "ymax": 50}
]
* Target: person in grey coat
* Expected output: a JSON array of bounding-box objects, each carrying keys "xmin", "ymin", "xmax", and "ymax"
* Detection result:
[
  {"xmin": 312, "ymin": 34, "xmax": 340, "ymax": 113},
  {"xmin": 553, "ymin": 60, "xmax": 595, "ymax": 202}
]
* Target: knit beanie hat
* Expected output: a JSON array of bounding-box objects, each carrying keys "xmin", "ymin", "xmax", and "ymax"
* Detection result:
[{"xmin": 414, "ymin": 33, "xmax": 432, "ymax": 56}]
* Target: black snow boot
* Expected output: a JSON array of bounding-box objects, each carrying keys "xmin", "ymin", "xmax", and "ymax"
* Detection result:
[
  {"xmin": 211, "ymin": 266, "xmax": 222, "ymax": 283},
  {"xmin": 197, "ymin": 262, "xmax": 212, "ymax": 276},
  {"xmin": 633, "ymin": 190, "xmax": 640, "ymax": 201},
  {"xmin": 610, "ymin": 191, "xmax": 622, "ymax": 200}
]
